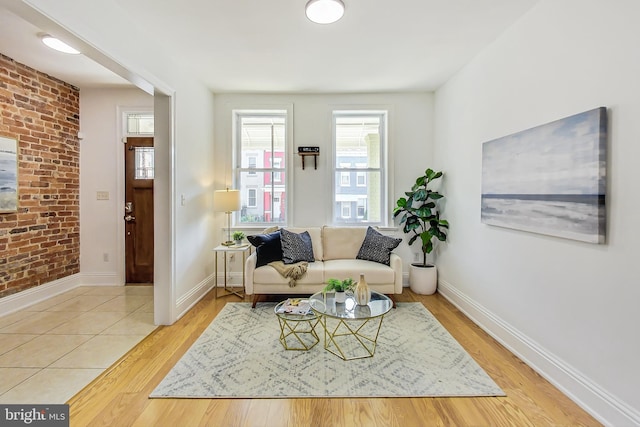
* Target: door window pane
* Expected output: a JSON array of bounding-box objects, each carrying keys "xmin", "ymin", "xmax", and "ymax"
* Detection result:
[
  {"xmin": 134, "ymin": 147, "xmax": 154, "ymax": 179},
  {"xmin": 127, "ymin": 113, "xmax": 154, "ymax": 135}
]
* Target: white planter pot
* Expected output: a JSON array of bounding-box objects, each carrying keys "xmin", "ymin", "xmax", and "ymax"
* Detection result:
[{"xmin": 409, "ymin": 264, "xmax": 437, "ymax": 295}]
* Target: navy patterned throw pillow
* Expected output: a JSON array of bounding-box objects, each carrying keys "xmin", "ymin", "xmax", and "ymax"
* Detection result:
[
  {"xmin": 247, "ymin": 231, "xmax": 282, "ymax": 267},
  {"xmin": 356, "ymin": 226, "xmax": 402, "ymax": 265},
  {"xmin": 280, "ymin": 229, "xmax": 315, "ymax": 264}
]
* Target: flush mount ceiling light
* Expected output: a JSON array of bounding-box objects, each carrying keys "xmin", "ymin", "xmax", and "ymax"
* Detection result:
[
  {"xmin": 305, "ymin": 0, "xmax": 345, "ymax": 24},
  {"xmin": 40, "ymin": 34, "xmax": 80, "ymax": 54}
]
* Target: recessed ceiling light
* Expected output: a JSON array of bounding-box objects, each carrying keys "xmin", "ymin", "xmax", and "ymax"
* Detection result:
[
  {"xmin": 305, "ymin": 0, "xmax": 345, "ymax": 24},
  {"xmin": 40, "ymin": 34, "xmax": 80, "ymax": 55}
]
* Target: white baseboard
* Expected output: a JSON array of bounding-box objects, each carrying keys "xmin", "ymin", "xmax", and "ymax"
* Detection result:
[
  {"xmin": 437, "ymin": 279, "xmax": 640, "ymax": 427},
  {"xmin": 78, "ymin": 272, "xmax": 122, "ymax": 286},
  {"xmin": 0, "ymin": 274, "xmax": 81, "ymax": 316},
  {"xmin": 175, "ymin": 273, "xmax": 215, "ymax": 320}
]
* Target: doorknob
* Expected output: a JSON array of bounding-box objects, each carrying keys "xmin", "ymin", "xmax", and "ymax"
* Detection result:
[{"xmin": 124, "ymin": 214, "xmax": 136, "ymax": 222}]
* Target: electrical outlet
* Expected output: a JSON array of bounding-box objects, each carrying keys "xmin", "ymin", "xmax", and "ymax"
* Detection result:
[
  {"xmin": 103, "ymin": 253, "xmax": 109, "ymax": 262},
  {"xmin": 413, "ymin": 252, "xmax": 420, "ymax": 262}
]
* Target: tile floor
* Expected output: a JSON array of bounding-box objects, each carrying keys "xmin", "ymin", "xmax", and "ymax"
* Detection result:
[{"xmin": 0, "ymin": 285, "xmax": 156, "ymax": 404}]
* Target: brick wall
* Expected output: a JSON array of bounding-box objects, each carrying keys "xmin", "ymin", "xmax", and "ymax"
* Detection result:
[{"xmin": 0, "ymin": 53, "xmax": 80, "ymax": 298}]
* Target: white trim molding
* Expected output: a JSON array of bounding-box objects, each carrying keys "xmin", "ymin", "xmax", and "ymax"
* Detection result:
[
  {"xmin": 175, "ymin": 273, "xmax": 216, "ymax": 320},
  {"xmin": 79, "ymin": 272, "xmax": 122, "ymax": 286},
  {"xmin": 0, "ymin": 274, "xmax": 81, "ymax": 316},
  {"xmin": 437, "ymin": 279, "xmax": 640, "ymax": 427}
]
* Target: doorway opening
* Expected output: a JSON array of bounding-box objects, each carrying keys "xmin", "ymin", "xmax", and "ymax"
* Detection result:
[{"xmin": 122, "ymin": 112, "xmax": 154, "ymax": 285}]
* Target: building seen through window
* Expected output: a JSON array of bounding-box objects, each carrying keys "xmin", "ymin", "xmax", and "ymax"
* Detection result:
[
  {"xmin": 235, "ymin": 111, "xmax": 287, "ymax": 225},
  {"xmin": 333, "ymin": 112, "xmax": 387, "ymax": 225}
]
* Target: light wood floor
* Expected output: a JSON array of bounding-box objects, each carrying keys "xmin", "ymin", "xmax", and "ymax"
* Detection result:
[{"xmin": 67, "ymin": 289, "xmax": 601, "ymax": 426}]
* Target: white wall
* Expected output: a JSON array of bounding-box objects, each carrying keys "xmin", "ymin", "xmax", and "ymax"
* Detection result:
[
  {"xmin": 23, "ymin": 0, "xmax": 217, "ymax": 324},
  {"xmin": 79, "ymin": 88, "xmax": 153, "ymax": 284},
  {"xmin": 434, "ymin": 1, "xmax": 640, "ymax": 425},
  {"xmin": 213, "ymin": 93, "xmax": 434, "ymax": 274}
]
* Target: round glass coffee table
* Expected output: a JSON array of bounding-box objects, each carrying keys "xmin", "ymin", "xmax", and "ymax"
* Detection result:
[
  {"xmin": 309, "ymin": 290, "xmax": 393, "ymax": 360},
  {"xmin": 274, "ymin": 300, "xmax": 319, "ymax": 351}
]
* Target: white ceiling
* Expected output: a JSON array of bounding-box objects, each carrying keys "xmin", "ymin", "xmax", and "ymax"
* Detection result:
[
  {"xmin": 0, "ymin": 9, "xmax": 131, "ymax": 89},
  {"xmin": 0, "ymin": 0, "xmax": 538, "ymax": 92}
]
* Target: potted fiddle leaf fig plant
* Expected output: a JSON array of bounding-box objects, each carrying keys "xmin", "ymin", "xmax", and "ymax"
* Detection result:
[{"xmin": 393, "ymin": 168, "xmax": 449, "ymax": 295}]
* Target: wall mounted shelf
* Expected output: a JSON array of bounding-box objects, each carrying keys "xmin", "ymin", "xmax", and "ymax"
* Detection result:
[{"xmin": 298, "ymin": 152, "xmax": 319, "ymax": 170}]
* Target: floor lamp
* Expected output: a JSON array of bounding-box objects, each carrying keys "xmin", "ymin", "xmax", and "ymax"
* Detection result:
[{"xmin": 214, "ymin": 188, "xmax": 241, "ymax": 246}]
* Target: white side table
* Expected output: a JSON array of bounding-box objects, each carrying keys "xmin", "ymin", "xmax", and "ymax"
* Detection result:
[{"xmin": 213, "ymin": 244, "xmax": 252, "ymax": 299}]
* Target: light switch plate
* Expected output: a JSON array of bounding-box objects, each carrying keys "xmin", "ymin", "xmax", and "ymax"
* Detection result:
[{"xmin": 96, "ymin": 191, "xmax": 109, "ymax": 200}]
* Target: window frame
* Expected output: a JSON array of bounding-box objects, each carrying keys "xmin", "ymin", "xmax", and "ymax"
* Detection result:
[
  {"xmin": 331, "ymin": 110, "xmax": 389, "ymax": 226},
  {"xmin": 233, "ymin": 107, "xmax": 292, "ymax": 227}
]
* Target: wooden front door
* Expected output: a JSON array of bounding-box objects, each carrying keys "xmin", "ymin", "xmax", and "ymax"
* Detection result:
[{"xmin": 125, "ymin": 137, "xmax": 154, "ymax": 283}]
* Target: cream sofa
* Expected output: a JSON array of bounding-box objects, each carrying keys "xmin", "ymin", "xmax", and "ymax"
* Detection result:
[{"xmin": 245, "ymin": 226, "xmax": 403, "ymax": 307}]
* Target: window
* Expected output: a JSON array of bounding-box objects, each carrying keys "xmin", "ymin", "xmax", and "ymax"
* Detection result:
[
  {"xmin": 339, "ymin": 163, "xmax": 351, "ymax": 187},
  {"xmin": 126, "ymin": 113, "xmax": 154, "ymax": 135},
  {"xmin": 357, "ymin": 198, "xmax": 367, "ymax": 218},
  {"xmin": 123, "ymin": 111, "xmax": 155, "ymax": 179},
  {"xmin": 333, "ymin": 111, "xmax": 387, "ymax": 225},
  {"xmin": 356, "ymin": 163, "xmax": 367, "ymax": 187},
  {"xmin": 235, "ymin": 110, "xmax": 288, "ymax": 225},
  {"xmin": 273, "ymin": 158, "xmax": 282, "ymax": 182},
  {"xmin": 134, "ymin": 147, "xmax": 154, "ymax": 179},
  {"xmin": 341, "ymin": 202, "xmax": 351, "ymax": 218},
  {"xmin": 247, "ymin": 189, "xmax": 257, "ymax": 207}
]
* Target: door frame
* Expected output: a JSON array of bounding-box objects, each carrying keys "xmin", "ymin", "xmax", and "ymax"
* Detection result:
[
  {"xmin": 116, "ymin": 107, "xmax": 153, "ymax": 286},
  {"xmin": 117, "ymin": 97, "xmax": 176, "ymax": 325},
  {"xmin": 6, "ymin": 0, "xmax": 177, "ymax": 326}
]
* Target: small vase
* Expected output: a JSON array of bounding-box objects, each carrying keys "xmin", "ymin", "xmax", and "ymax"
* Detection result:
[
  {"xmin": 354, "ymin": 273, "xmax": 371, "ymax": 305},
  {"xmin": 335, "ymin": 291, "xmax": 346, "ymax": 303}
]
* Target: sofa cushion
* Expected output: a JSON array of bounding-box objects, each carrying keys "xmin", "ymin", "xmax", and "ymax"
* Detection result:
[
  {"xmin": 280, "ymin": 229, "xmax": 315, "ymax": 264},
  {"xmin": 322, "ymin": 226, "xmax": 367, "ymax": 260},
  {"xmin": 323, "ymin": 259, "xmax": 396, "ymax": 285},
  {"xmin": 247, "ymin": 231, "xmax": 282, "ymax": 267},
  {"xmin": 253, "ymin": 261, "xmax": 324, "ymax": 285},
  {"xmin": 356, "ymin": 226, "xmax": 402, "ymax": 266},
  {"xmin": 283, "ymin": 227, "xmax": 323, "ymax": 261}
]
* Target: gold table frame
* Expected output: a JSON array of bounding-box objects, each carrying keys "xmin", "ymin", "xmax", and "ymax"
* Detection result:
[
  {"xmin": 309, "ymin": 291, "xmax": 393, "ymax": 360},
  {"xmin": 213, "ymin": 244, "xmax": 251, "ymax": 299},
  {"xmin": 274, "ymin": 301, "xmax": 319, "ymax": 351}
]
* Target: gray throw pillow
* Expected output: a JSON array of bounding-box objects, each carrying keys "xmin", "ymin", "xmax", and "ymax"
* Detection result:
[
  {"xmin": 280, "ymin": 228, "xmax": 315, "ymax": 264},
  {"xmin": 356, "ymin": 226, "xmax": 402, "ymax": 265}
]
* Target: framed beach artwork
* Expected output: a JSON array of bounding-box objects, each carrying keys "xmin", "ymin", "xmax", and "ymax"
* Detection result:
[
  {"xmin": 481, "ymin": 107, "xmax": 607, "ymax": 244},
  {"xmin": 0, "ymin": 135, "xmax": 18, "ymax": 213}
]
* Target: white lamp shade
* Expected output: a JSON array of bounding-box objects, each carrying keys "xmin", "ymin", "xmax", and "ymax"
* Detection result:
[
  {"xmin": 306, "ymin": 0, "xmax": 345, "ymax": 24},
  {"xmin": 214, "ymin": 189, "xmax": 241, "ymax": 212}
]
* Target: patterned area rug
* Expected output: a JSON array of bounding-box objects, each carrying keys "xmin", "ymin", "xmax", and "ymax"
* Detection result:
[{"xmin": 150, "ymin": 302, "xmax": 505, "ymax": 398}]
